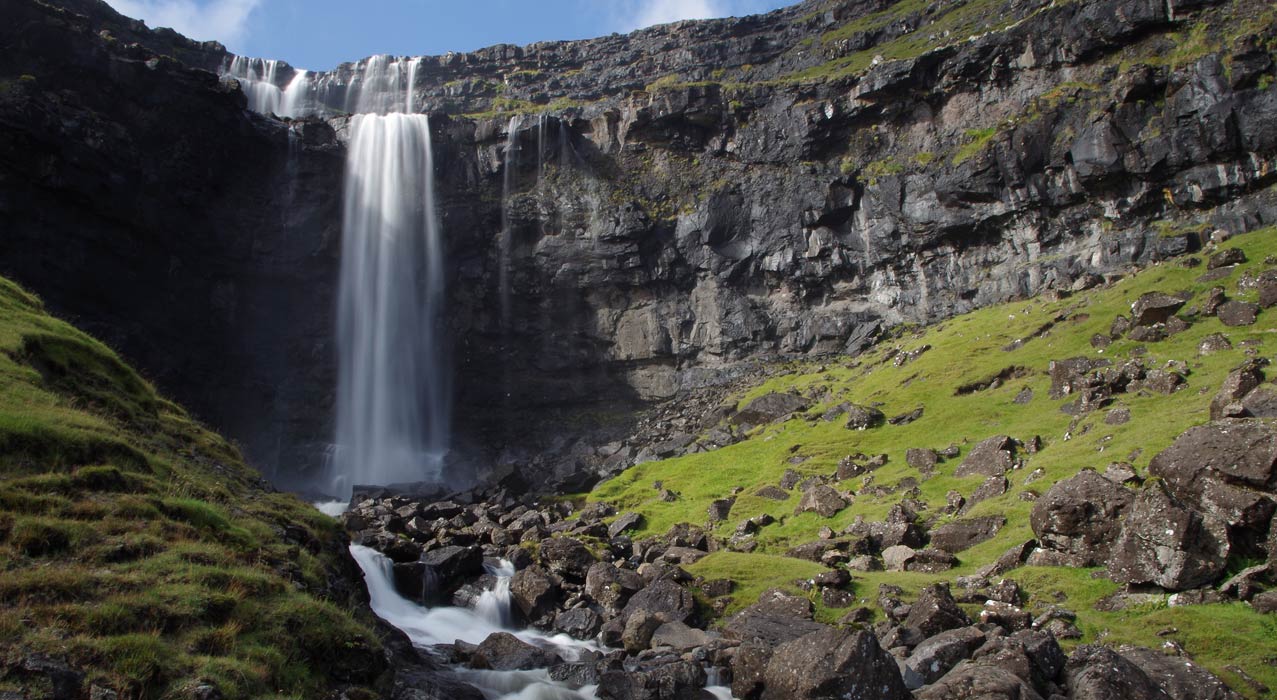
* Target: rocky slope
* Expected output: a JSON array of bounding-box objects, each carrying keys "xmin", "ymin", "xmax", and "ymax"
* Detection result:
[
  {"xmin": 347, "ymin": 226, "xmax": 1277, "ymax": 699},
  {"xmin": 2, "ymin": 0, "xmax": 1276, "ymax": 490}
]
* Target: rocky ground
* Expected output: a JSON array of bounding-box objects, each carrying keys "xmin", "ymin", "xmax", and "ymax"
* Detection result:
[{"xmin": 345, "ymin": 228, "xmax": 1277, "ymax": 698}]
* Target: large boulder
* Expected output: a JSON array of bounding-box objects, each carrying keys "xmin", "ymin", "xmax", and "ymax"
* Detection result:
[
  {"xmin": 732, "ymin": 392, "xmax": 808, "ymax": 426},
  {"xmin": 1030, "ymin": 469, "xmax": 1133, "ymax": 566},
  {"xmin": 539, "ymin": 537, "xmax": 595, "ymax": 580},
  {"xmin": 468, "ymin": 632, "xmax": 562, "ymax": 671},
  {"xmin": 724, "ymin": 589, "xmax": 827, "ymax": 649},
  {"xmin": 1118, "ymin": 646, "xmax": 1243, "ymax": 700},
  {"xmin": 903, "ymin": 583, "xmax": 971, "ymax": 638},
  {"xmin": 620, "ymin": 578, "xmax": 696, "ymax": 625},
  {"xmin": 929, "ymin": 516, "xmax": 1006, "ymax": 553},
  {"xmin": 1130, "ymin": 292, "xmax": 1185, "ymax": 326},
  {"xmin": 1210, "ymin": 362, "xmax": 1264, "ymax": 420},
  {"xmin": 904, "ymin": 626, "xmax": 987, "ymax": 686},
  {"xmin": 761, "ymin": 628, "xmax": 910, "ymax": 700},
  {"xmin": 1148, "ymin": 421, "xmax": 1277, "ymax": 539},
  {"xmin": 795, "ymin": 484, "xmax": 848, "ymax": 517},
  {"xmin": 954, "ymin": 436, "xmax": 1017, "ymax": 478},
  {"xmin": 1066, "ymin": 645, "xmax": 1169, "ymax": 700},
  {"xmin": 394, "ymin": 545, "xmax": 483, "ymax": 604},
  {"xmin": 509, "ymin": 565, "xmax": 560, "ymax": 624},
  {"xmin": 914, "ymin": 664, "xmax": 1044, "ymax": 700},
  {"xmin": 1107, "ymin": 482, "xmax": 1230, "ymax": 591},
  {"xmin": 584, "ymin": 562, "xmax": 645, "ymax": 611}
]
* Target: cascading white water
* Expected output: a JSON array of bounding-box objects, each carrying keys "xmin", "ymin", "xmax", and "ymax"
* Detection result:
[
  {"xmin": 331, "ymin": 113, "xmax": 449, "ymax": 495},
  {"xmin": 222, "ymin": 54, "xmax": 423, "ymax": 118},
  {"xmin": 350, "ymin": 545, "xmax": 602, "ymax": 699},
  {"xmin": 475, "ymin": 559, "xmax": 517, "ymax": 628},
  {"xmin": 224, "ymin": 56, "xmax": 285, "ymax": 115}
]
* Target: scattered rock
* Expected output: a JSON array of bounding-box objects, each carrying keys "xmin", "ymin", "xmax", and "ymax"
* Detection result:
[
  {"xmin": 795, "ymin": 485, "xmax": 848, "ymax": 517},
  {"xmin": 954, "ymin": 435, "xmax": 1017, "ymax": 478},
  {"xmin": 469, "ymin": 632, "xmax": 562, "ymax": 670},
  {"xmin": 929, "ymin": 516, "xmax": 1006, "ymax": 553},
  {"xmin": 732, "ymin": 392, "xmax": 809, "ymax": 425},
  {"xmin": 903, "ymin": 584, "xmax": 971, "ymax": 638},
  {"xmin": 761, "ymin": 628, "xmax": 910, "ymax": 700},
  {"xmin": 1131, "ymin": 292, "xmax": 1186, "ymax": 326},
  {"xmin": 1107, "ymin": 482, "xmax": 1231, "ymax": 591},
  {"xmin": 1030, "ymin": 469, "xmax": 1132, "ymax": 566},
  {"xmin": 1217, "ymin": 300, "xmax": 1259, "ymax": 326}
]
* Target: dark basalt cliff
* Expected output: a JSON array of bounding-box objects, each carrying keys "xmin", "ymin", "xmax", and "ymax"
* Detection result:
[{"xmin": 1, "ymin": 0, "xmax": 1275, "ymax": 489}]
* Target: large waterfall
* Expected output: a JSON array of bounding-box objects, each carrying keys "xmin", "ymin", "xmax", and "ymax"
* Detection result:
[{"xmin": 331, "ymin": 113, "xmax": 449, "ymax": 494}]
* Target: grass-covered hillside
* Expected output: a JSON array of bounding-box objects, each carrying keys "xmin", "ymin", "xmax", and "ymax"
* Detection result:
[
  {"xmin": 0, "ymin": 279, "xmax": 382, "ymax": 699},
  {"xmin": 591, "ymin": 225, "xmax": 1277, "ymax": 696}
]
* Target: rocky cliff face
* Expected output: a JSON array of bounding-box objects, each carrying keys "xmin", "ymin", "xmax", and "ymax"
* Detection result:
[{"xmin": 2, "ymin": 0, "xmax": 1275, "ymax": 489}]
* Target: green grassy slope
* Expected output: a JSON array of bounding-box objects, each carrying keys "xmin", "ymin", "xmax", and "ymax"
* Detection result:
[
  {"xmin": 0, "ymin": 279, "xmax": 382, "ymax": 699},
  {"xmin": 591, "ymin": 225, "xmax": 1277, "ymax": 696}
]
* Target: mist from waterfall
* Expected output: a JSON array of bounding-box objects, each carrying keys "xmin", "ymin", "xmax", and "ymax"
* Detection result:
[{"xmin": 331, "ymin": 113, "xmax": 448, "ymax": 495}]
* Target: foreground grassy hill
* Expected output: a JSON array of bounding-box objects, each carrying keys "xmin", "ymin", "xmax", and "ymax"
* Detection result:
[
  {"xmin": 592, "ymin": 224, "xmax": 1277, "ymax": 696},
  {"xmin": 0, "ymin": 279, "xmax": 382, "ymax": 699}
]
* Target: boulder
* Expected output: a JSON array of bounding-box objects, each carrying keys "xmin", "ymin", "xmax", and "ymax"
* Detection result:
[
  {"xmin": 954, "ymin": 436, "xmax": 1016, "ymax": 478},
  {"xmin": 795, "ymin": 484, "xmax": 848, "ymax": 517},
  {"xmin": 1257, "ymin": 269, "xmax": 1277, "ymax": 308},
  {"xmin": 622, "ymin": 610, "xmax": 665, "ymax": 653},
  {"xmin": 1118, "ymin": 646, "xmax": 1243, "ymax": 700},
  {"xmin": 539, "ymin": 537, "xmax": 595, "ymax": 580},
  {"xmin": 761, "ymin": 628, "xmax": 910, "ymax": 700},
  {"xmin": 1066, "ymin": 645, "xmax": 1169, "ymax": 700},
  {"xmin": 732, "ymin": 392, "xmax": 808, "ymax": 425},
  {"xmin": 509, "ymin": 566, "xmax": 560, "ymax": 624},
  {"xmin": 584, "ymin": 562, "xmax": 645, "ymax": 611},
  {"xmin": 707, "ymin": 497, "xmax": 735, "ymax": 522},
  {"xmin": 904, "ymin": 626, "xmax": 987, "ymax": 686},
  {"xmin": 1030, "ymin": 469, "xmax": 1133, "ymax": 566},
  {"xmin": 754, "ymin": 485, "xmax": 789, "ymax": 500},
  {"xmin": 1210, "ymin": 362, "xmax": 1264, "ymax": 420},
  {"xmin": 906, "ymin": 448, "xmax": 939, "ymax": 472},
  {"xmin": 620, "ymin": 578, "xmax": 696, "ymax": 625},
  {"xmin": 1148, "ymin": 421, "xmax": 1277, "ymax": 535},
  {"xmin": 1217, "ymin": 300, "xmax": 1259, "ymax": 326},
  {"xmin": 1107, "ymin": 482, "xmax": 1231, "ymax": 591},
  {"xmin": 469, "ymin": 632, "xmax": 562, "ymax": 670},
  {"xmin": 1130, "ymin": 292, "xmax": 1186, "ymax": 326},
  {"xmin": 882, "ymin": 544, "xmax": 916, "ymax": 571},
  {"xmin": 929, "ymin": 516, "xmax": 1006, "ymax": 553},
  {"xmin": 554, "ymin": 608, "xmax": 602, "ymax": 639},
  {"xmin": 607, "ymin": 512, "xmax": 643, "ymax": 538},
  {"xmin": 845, "ymin": 404, "xmax": 886, "ymax": 430},
  {"xmin": 649, "ymin": 620, "xmax": 710, "ymax": 650},
  {"xmin": 903, "ymin": 584, "xmax": 971, "ymax": 638},
  {"xmin": 724, "ymin": 589, "xmax": 826, "ymax": 649},
  {"xmin": 914, "ymin": 664, "xmax": 1044, "ymax": 700},
  {"xmin": 1208, "ymin": 248, "xmax": 1246, "ymax": 269}
]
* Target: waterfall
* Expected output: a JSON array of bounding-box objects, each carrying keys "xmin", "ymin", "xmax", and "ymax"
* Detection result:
[
  {"xmin": 224, "ymin": 56, "xmax": 285, "ymax": 115},
  {"xmin": 475, "ymin": 559, "xmax": 516, "ymax": 628},
  {"xmin": 332, "ymin": 113, "xmax": 449, "ymax": 495},
  {"xmin": 499, "ymin": 116, "xmax": 521, "ymax": 329},
  {"xmin": 223, "ymin": 54, "xmax": 422, "ymax": 118}
]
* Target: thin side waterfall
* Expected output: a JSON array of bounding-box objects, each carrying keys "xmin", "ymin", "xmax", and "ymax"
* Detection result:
[
  {"xmin": 332, "ymin": 113, "xmax": 449, "ymax": 495},
  {"xmin": 499, "ymin": 115, "xmax": 521, "ymax": 329},
  {"xmin": 224, "ymin": 56, "xmax": 284, "ymax": 115}
]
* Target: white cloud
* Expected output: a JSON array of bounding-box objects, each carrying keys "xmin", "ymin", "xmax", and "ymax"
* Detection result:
[
  {"xmin": 618, "ymin": 0, "xmax": 731, "ymax": 31},
  {"xmin": 104, "ymin": 0, "xmax": 261, "ymax": 48}
]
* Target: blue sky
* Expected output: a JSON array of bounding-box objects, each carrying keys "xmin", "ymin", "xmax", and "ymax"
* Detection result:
[{"xmin": 104, "ymin": 0, "xmax": 796, "ymax": 71}]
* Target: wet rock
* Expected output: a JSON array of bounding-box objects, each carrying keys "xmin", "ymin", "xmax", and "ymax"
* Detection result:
[
  {"xmin": 1223, "ymin": 296, "xmax": 1263, "ymax": 327},
  {"xmin": 554, "ymin": 608, "xmax": 602, "ymax": 639},
  {"xmin": 732, "ymin": 392, "xmax": 808, "ymax": 425},
  {"xmin": 469, "ymin": 632, "xmax": 562, "ymax": 670},
  {"xmin": 930, "ymin": 516, "xmax": 1006, "ymax": 553},
  {"xmin": 510, "ymin": 565, "xmax": 561, "ymax": 624},
  {"xmin": 903, "ymin": 584, "xmax": 971, "ymax": 638},
  {"xmin": 1108, "ymin": 482, "xmax": 1230, "ymax": 591},
  {"xmin": 761, "ymin": 628, "xmax": 909, "ymax": 700},
  {"xmin": 794, "ymin": 484, "xmax": 848, "ymax": 517},
  {"xmin": 954, "ymin": 435, "xmax": 1017, "ymax": 478},
  {"xmin": 1130, "ymin": 292, "xmax": 1186, "ymax": 326},
  {"xmin": 1030, "ymin": 469, "xmax": 1132, "ymax": 566}
]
